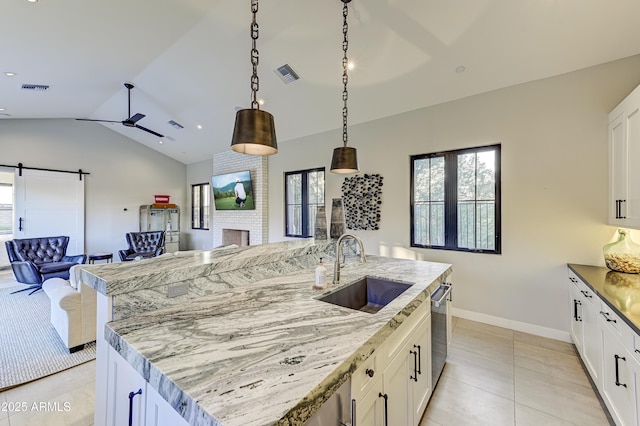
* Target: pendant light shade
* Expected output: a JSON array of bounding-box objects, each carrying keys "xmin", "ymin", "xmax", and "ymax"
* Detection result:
[
  {"xmin": 330, "ymin": 146, "xmax": 359, "ymax": 174},
  {"xmin": 230, "ymin": 0, "xmax": 278, "ymax": 156},
  {"xmin": 330, "ymin": 0, "xmax": 359, "ymax": 174},
  {"xmin": 231, "ymin": 108, "xmax": 277, "ymax": 155}
]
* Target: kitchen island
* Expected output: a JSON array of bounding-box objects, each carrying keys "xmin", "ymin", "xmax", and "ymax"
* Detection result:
[{"xmin": 78, "ymin": 240, "xmax": 451, "ymax": 425}]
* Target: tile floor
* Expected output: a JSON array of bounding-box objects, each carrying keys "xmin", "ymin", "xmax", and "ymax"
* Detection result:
[{"xmin": 0, "ymin": 270, "xmax": 611, "ymax": 425}]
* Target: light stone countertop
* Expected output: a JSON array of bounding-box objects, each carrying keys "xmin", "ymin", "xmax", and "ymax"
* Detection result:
[{"xmin": 105, "ymin": 255, "xmax": 452, "ymax": 426}]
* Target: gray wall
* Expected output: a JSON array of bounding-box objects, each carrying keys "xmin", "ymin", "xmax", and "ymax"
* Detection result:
[
  {"xmin": 0, "ymin": 118, "xmax": 187, "ymax": 259},
  {"xmin": 268, "ymin": 55, "xmax": 640, "ymax": 338}
]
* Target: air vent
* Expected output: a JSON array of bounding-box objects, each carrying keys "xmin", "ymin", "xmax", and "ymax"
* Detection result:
[
  {"xmin": 21, "ymin": 84, "xmax": 49, "ymax": 91},
  {"xmin": 275, "ymin": 64, "xmax": 300, "ymax": 84},
  {"xmin": 168, "ymin": 120, "xmax": 184, "ymax": 129}
]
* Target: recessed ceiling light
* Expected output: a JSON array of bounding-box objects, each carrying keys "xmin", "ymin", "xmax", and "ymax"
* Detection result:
[
  {"xmin": 196, "ymin": 124, "xmax": 203, "ymax": 130},
  {"xmin": 4, "ymin": 72, "xmax": 16, "ymax": 77},
  {"xmin": 158, "ymin": 140, "xmax": 163, "ymax": 144},
  {"xmin": 455, "ymin": 65, "xmax": 466, "ymax": 74},
  {"xmin": 0, "ymin": 108, "xmax": 5, "ymax": 111},
  {"xmin": 26, "ymin": 0, "xmax": 39, "ymax": 3}
]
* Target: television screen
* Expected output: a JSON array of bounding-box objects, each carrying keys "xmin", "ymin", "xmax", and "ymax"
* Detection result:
[{"xmin": 211, "ymin": 170, "xmax": 255, "ymax": 210}]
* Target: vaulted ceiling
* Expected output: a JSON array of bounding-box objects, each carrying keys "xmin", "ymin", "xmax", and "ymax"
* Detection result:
[{"xmin": 3, "ymin": 0, "xmax": 640, "ymax": 164}]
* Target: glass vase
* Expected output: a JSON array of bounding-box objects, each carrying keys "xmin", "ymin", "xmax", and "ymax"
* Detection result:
[{"xmin": 603, "ymin": 228, "xmax": 640, "ymax": 273}]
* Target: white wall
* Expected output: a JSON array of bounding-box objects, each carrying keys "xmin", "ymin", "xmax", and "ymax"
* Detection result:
[
  {"xmin": 0, "ymin": 119, "xmax": 187, "ymax": 260},
  {"xmin": 268, "ymin": 55, "xmax": 640, "ymax": 336},
  {"xmin": 185, "ymin": 159, "xmax": 214, "ymax": 250}
]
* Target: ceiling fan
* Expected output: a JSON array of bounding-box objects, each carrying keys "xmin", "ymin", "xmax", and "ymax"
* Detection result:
[{"xmin": 76, "ymin": 83, "xmax": 164, "ymax": 138}]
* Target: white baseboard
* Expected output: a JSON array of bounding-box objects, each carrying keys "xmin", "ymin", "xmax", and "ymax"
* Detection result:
[{"xmin": 452, "ymin": 307, "xmax": 572, "ymax": 343}]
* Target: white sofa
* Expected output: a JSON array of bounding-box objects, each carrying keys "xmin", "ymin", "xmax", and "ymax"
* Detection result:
[{"xmin": 42, "ymin": 265, "xmax": 97, "ymax": 353}]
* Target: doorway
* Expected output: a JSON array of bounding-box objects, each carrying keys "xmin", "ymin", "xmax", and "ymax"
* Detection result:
[{"xmin": 0, "ymin": 170, "xmax": 14, "ymax": 269}]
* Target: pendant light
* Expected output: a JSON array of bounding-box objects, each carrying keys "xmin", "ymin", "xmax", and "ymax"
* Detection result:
[
  {"xmin": 231, "ymin": 0, "xmax": 278, "ymax": 156},
  {"xmin": 330, "ymin": 0, "xmax": 359, "ymax": 174}
]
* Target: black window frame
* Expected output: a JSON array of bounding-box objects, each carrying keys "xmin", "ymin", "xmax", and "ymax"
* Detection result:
[
  {"xmin": 410, "ymin": 144, "xmax": 501, "ymax": 254},
  {"xmin": 284, "ymin": 167, "xmax": 325, "ymax": 238},
  {"xmin": 191, "ymin": 182, "xmax": 210, "ymax": 230}
]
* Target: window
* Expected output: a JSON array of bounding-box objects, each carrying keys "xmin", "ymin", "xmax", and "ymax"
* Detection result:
[
  {"xmin": 191, "ymin": 183, "xmax": 210, "ymax": 230},
  {"xmin": 411, "ymin": 144, "xmax": 501, "ymax": 253},
  {"xmin": 285, "ymin": 168, "xmax": 325, "ymax": 237}
]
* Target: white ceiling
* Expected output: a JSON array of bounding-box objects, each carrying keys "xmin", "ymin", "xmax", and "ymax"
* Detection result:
[{"xmin": 3, "ymin": 0, "xmax": 640, "ymax": 164}]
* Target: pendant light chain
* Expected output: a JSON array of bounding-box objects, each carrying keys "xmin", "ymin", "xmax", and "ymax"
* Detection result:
[
  {"xmin": 250, "ymin": 0, "xmax": 260, "ymax": 110},
  {"xmin": 341, "ymin": 0, "xmax": 349, "ymax": 147}
]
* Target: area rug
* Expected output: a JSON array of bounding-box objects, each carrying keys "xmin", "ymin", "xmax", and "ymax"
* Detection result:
[{"xmin": 0, "ymin": 285, "xmax": 96, "ymax": 391}]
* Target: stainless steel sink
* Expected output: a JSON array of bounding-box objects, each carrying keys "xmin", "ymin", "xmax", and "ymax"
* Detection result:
[{"xmin": 319, "ymin": 276, "xmax": 411, "ymax": 314}]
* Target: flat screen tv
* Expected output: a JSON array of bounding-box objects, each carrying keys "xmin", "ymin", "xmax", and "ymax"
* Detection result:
[{"xmin": 211, "ymin": 170, "xmax": 255, "ymax": 210}]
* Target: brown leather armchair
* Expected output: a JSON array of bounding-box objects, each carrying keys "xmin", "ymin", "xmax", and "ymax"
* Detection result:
[{"xmin": 118, "ymin": 231, "xmax": 165, "ymax": 261}]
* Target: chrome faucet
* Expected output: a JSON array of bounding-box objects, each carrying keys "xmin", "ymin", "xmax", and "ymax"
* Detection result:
[{"xmin": 333, "ymin": 232, "xmax": 367, "ymax": 284}]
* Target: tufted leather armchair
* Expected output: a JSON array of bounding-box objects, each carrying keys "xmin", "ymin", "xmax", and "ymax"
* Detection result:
[
  {"xmin": 5, "ymin": 236, "xmax": 87, "ymax": 294},
  {"xmin": 118, "ymin": 231, "xmax": 165, "ymax": 261}
]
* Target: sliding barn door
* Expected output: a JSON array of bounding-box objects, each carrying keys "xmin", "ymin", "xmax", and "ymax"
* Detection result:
[{"xmin": 13, "ymin": 169, "xmax": 85, "ymax": 255}]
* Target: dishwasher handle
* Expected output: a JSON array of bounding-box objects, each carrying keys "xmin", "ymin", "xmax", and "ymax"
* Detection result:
[{"xmin": 432, "ymin": 283, "xmax": 452, "ymax": 308}]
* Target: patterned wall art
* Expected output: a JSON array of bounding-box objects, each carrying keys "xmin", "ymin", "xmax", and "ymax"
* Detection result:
[{"xmin": 341, "ymin": 174, "xmax": 383, "ymax": 230}]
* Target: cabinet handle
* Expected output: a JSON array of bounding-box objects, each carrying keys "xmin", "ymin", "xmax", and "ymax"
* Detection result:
[
  {"xmin": 128, "ymin": 388, "xmax": 143, "ymax": 426},
  {"xmin": 378, "ymin": 393, "xmax": 388, "ymax": 426},
  {"xmin": 365, "ymin": 368, "xmax": 374, "ymax": 378},
  {"xmin": 615, "ymin": 354, "xmax": 627, "ymax": 388},
  {"xmin": 635, "ymin": 349, "xmax": 640, "ymax": 355},
  {"xmin": 622, "ymin": 200, "xmax": 627, "ymax": 219},
  {"xmin": 616, "ymin": 200, "xmax": 621, "ymax": 219},
  {"xmin": 573, "ymin": 300, "xmax": 582, "ymax": 322},
  {"xmin": 600, "ymin": 311, "xmax": 617, "ymax": 323},
  {"xmin": 414, "ymin": 344, "xmax": 422, "ymax": 375},
  {"xmin": 580, "ymin": 290, "xmax": 592, "ymax": 299},
  {"xmin": 18, "ymin": 217, "xmax": 23, "ymax": 232},
  {"xmin": 410, "ymin": 350, "xmax": 418, "ymax": 382}
]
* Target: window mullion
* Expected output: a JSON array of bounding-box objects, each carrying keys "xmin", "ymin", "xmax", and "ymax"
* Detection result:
[
  {"xmin": 445, "ymin": 152, "xmax": 458, "ymax": 248},
  {"xmin": 301, "ymin": 172, "xmax": 309, "ymax": 237}
]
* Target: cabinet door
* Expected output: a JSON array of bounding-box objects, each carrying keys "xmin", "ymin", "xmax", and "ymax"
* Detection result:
[
  {"xmin": 609, "ymin": 95, "xmax": 640, "ymax": 228},
  {"xmin": 601, "ymin": 322, "xmax": 636, "ymax": 426},
  {"xmin": 609, "ymin": 111, "xmax": 627, "ymax": 226},
  {"xmin": 410, "ymin": 320, "xmax": 432, "ymax": 426},
  {"xmin": 105, "ymin": 347, "xmax": 146, "ymax": 426},
  {"xmin": 382, "ymin": 340, "xmax": 412, "ymax": 426},
  {"xmin": 356, "ymin": 383, "xmax": 384, "ymax": 426},
  {"xmin": 581, "ymin": 287, "xmax": 602, "ymax": 387},
  {"xmin": 145, "ymin": 384, "xmax": 189, "ymax": 426},
  {"xmin": 569, "ymin": 282, "xmax": 584, "ymax": 354}
]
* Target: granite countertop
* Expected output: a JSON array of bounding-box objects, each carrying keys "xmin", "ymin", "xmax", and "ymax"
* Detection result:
[
  {"xmin": 105, "ymin": 255, "xmax": 452, "ymax": 426},
  {"xmin": 568, "ymin": 263, "xmax": 640, "ymax": 335},
  {"xmin": 75, "ymin": 239, "xmax": 329, "ymax": 297}
]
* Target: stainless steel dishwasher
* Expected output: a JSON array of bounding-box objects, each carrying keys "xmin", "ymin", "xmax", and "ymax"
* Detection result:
[{"xmin": 431, "ymin": 282, "xmax": 452, "ymax": 387}]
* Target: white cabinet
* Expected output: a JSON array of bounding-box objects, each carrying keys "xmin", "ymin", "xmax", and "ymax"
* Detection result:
[
  {"xmin": 599, "ymin": 305, "xmax": 637, "ymax": 426},
  {"xmin": 105, "ymin": 346, "xmax": 189, "ymax": 426},
  {"xmin": 569, "ymin": 278, "xmax": 584, "ymax": 354},
  {"xmin": 352, "ymin": 300, "xmax": 432, "ymax": 426},
  {"xmin": 568, "ymin": 271, "xmax": 601, "ymax": 384},
  {"xmin": 145, "ymin": 384, "xmax": 189, "ymax": 426},
  {"xmin": 609, "ymin": 84, "xmax": 640, "ymax": 228},
  {"xmin": 105, "ymin": 346, "xmax": 146, "ymax": 426}
]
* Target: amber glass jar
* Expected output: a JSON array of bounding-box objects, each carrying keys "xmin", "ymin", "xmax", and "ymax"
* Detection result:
[{"xmin": 603, "ymin": 228, "xmax": 640, "ymax": 273}]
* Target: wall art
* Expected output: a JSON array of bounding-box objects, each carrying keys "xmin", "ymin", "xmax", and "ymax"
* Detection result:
[{"xmin": 341, "ymin": 173, "xmax": 383, "ymax": 230}]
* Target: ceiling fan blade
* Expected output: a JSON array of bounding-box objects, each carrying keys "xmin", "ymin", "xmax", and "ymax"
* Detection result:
[
  {"xmin": 128, "ymin": 113, "xmax": 145, "ymax": 124},
  {"xmin": 135, "ymin": 124, "xmax": 164, "ymax": 138},
  {"xmin": 75, "ymin": 118, "xmax": 121, "ymax": 123}
]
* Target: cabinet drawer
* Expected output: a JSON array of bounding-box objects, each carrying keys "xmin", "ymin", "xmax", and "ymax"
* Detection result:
[
  {"xmin": 599, "ymin": 300, "xmax": 624, "ymax": 336},
  {"xmin": 351, "ymin": 353, "xmax": 381, "ymax": 402},
  {"xmin": 383, "ymin": 301, "xmax": 428, "ymax": 366}
]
